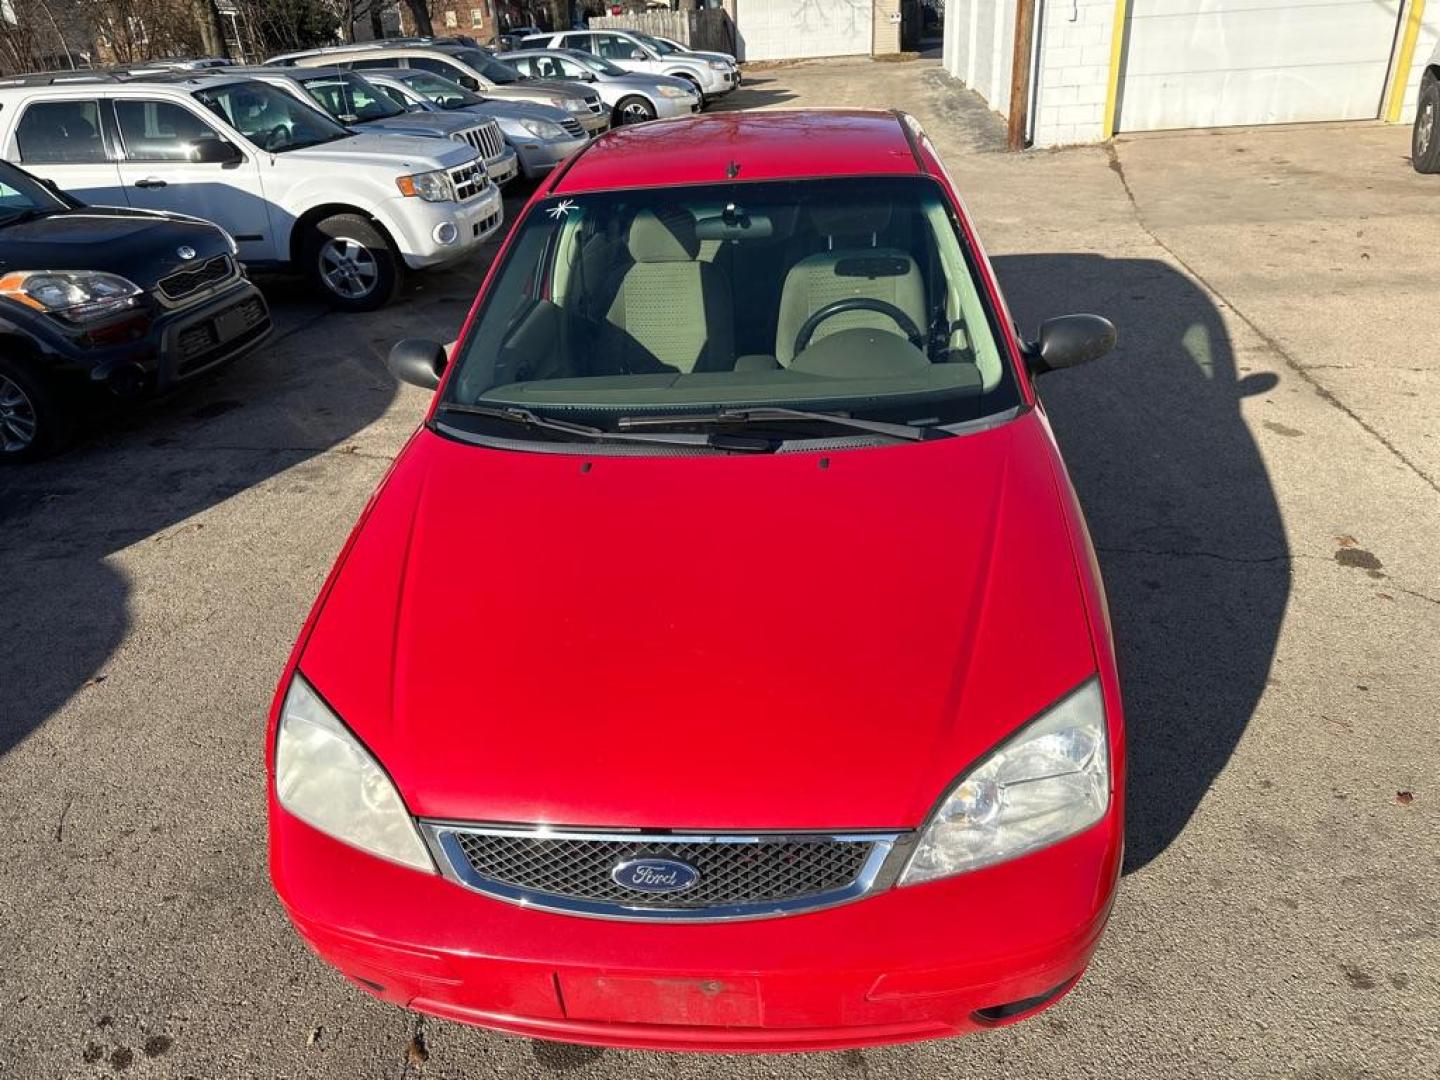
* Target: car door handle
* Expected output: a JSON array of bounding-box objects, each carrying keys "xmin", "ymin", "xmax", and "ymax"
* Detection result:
[{"xmin": 134, "ymin": 178, "xmax": 167, "ymax": 189}]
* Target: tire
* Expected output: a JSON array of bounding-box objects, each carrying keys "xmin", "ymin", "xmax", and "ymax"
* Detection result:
[
  {"xmin": 1413, "ymin": 80, "xmax": 1440, "ymax": 174},
  {"xmin": 0, "ymin": 354, "xmax": 72, "ymax": 464},
  {"xmin": 303, "ymin": 213, "xmax": 401, "ymax": 312},
  {"xmin": 614, "ymin": 95, "xmax": 657, "ymax": 125}
]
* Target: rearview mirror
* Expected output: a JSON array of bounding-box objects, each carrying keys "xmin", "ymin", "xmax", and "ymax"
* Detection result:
[
  {"xmin": 388, "ymin": 338, "xmax": 448, "ymax": 389},
  {"xmin": 1026, "ymin": 314, "xmax": 1116, "ymax": 375},
  {"xmin": 189, "ymin": 138, "xmax": 242, "ymax": 165}
]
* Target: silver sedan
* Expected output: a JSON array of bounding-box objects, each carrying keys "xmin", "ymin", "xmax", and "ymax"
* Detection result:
[{"xmin": 498, "ymin": 48, "xmax": 702, "ymax": 124}]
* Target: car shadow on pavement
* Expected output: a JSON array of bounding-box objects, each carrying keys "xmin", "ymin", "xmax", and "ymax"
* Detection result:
[
  {"xmin": 993, "ymin": 253, "xmax": 1287, "ymax": 874},
  {"xmin": 0, "ymin": 280, "xmax": 462, "ymax": 764}
]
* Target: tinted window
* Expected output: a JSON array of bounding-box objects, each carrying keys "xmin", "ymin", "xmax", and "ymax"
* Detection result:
[
  {"xmin": 193, "ymin": 81, "xmax": 348, "ymax": 153},
  {"xmin": 595, "ymin": 34, "xmax": 643, "ymax": 61},
  {"xmin": 15, "ymin": 100, "xmax": 106, "ymax": 164},
  {"xmin": 298, "ymin": 73, "xmax": 404, "ymax": 121},
  {"xmin": 560, "ymin": 33, "xmax": 594, "ymax": 54},
  {"xmin": 408, "ymin": 55, "xmax": 474, "ymax": 87},
  {"xmin": 116, "ymin": 99, "xmax": 221, "ymax": 162},
  {"xmin": 350, "ymin": 56, "xmax": 402, "ymax": 71}
]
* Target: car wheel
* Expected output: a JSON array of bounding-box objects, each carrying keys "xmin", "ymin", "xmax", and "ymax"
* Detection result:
[
  {"xmin": 305, "ymin": 214, "xmax": 400, "ymax": 312},
  {"xmin": 1413, "ymin": 81, "xmax": 1440, "ymax": 173},
  {"xmin": 0, "ymin": 356, "xmax": 71, "ymax": 464},
  {"xmin": 615, "ymin": 95, "xmax": 657, "ymax": 125}
]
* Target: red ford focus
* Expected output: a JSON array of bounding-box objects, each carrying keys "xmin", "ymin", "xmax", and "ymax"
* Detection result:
[{"xmin": 267, "ymin": 110, "xmax": 1123, "ymax": 1052}]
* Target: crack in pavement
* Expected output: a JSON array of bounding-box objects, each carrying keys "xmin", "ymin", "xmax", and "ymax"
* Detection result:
[{"xmin": 1104, "ymin": 143, "xmax": 1440, "ymax": 498}]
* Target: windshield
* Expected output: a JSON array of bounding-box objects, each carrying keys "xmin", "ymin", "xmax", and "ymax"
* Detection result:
[
  {"xmin": 440, "ymin": 177, "xmax": 1020, "ymax": 443},
  {"xmin": 398, "ymin": 71, "xmax": 484, "ymax": 108},
  {"xmin": 452, "ymin": 48, "xmax": 521, "ymax": 84},
  {"xmin": 0, "ymin": 162, "xmax": 67, "ymax": 222},
  {"xmin": 194, "ymin": 81, "xmax": 349, "ymax": 152},
  {"xmin": 636, "ymin": 33, "xmax": 677, "ymax": 55},
  {"xmin": 567, "ymin": 51, "xmax": 626, "ymax": 77},
  {"xmin": 298, "ymin": 72, "xmax": 405, "ymax": 122}
]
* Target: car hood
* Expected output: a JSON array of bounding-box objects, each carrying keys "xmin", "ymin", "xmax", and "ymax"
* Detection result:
[
  {"xmin": 0, "ymin": 207, "xmax": 231, "ymax": 290},
  {"xmin": 611, "ymin": 72, "xmax": 696, "ymax": 93},
  {"xmin": 358, "ymin": 114, "xmax": 472, "ymax": 139},
  {"xmin": 300, "ymin": 413, "xmax": 1098, "ymax": 831},
  {"xmin": 461, "ymin": 99, "xmax": 571, "ymax": 123},
  {"xmin": 489, "ymin": 81, "xmax": 594, "ymax": 105},
  {"xmin": 285, "ymin": 131, "xmax": 475, "ymax": 170},
  {"xmin": 680, "ymin": 50, "xmax": 735, "ymax": 65}
]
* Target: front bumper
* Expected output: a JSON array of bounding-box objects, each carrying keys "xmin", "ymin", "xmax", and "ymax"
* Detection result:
[
  {"xmin": 271, "ymin": 799, "xmax": 1121, "ymax": 1051},
  {"xmin": 384, "ymin": 184, "xmax": 505, "ymax": 271},
  {"xmin": 486, "ymin": 147, "xmax": 520, "ymax": 186},
  {"xmin": 511, "ymin": 134, "xmax": 589, "ymax": 179},
  {"xmin": 576, "ymin": 108, "xmax": 610, "ymax": 134},
  {"xmin": 653, "ymin": 94, "xmax": 702, "ymax": 119},
  {"xmin": 21, "ymin": 277, "xmax": 271, "ymax": 395}
]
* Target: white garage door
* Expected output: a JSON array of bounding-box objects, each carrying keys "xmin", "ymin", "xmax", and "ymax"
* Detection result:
[
  {"xmin": 736, "ymin": 0, "xmax": 872, "ymax": 62},
  {"xmin": 1118, "ymin": 0, "xmax": 1404, "ymax": 132}
]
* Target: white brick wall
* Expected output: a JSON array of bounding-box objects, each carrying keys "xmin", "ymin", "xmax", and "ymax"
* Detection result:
[
  {"xmin": 1031, "ymin": 0, "xmax": 1117, "ymax": 147},
  {"xmin": 943, "ymin": 0, "xmax": 1116, "ymax": 146}
]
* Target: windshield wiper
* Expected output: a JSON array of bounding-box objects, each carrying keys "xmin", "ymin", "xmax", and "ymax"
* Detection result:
[
  {"xmin": 616, "ymin": 406, "xmax": 943, "ymax": 443},
  {"xmin": 434, "ymin": 402, "xmax": 774, "ymax": 451}
]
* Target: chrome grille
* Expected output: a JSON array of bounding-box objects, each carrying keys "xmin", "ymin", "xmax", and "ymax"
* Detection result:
[
  {"xmin": 454, "ymin": 120, "xmax": 504, "ymax": 161},
  {"xmin": 158, "ymin": 254, "xmax": 235, "ymax": 302},
  {"xmin": 585, "ymin": 97, "xmax": 604, "ymax": 114},
  {"xmin": 448, "ymin": 160, "xmax": 488, "ymax": 201},
  {"xmin": 426, "ymin": 824, "xmax": 903, "ymax": 921},
  {"xmin": 560, "ymin": 117, "xmax": 584, "ymax": 138}
]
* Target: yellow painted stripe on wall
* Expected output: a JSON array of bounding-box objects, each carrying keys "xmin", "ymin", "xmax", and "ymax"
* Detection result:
[
  {"xmin": 1103, "ymin": 0, "xmax": 1131, "ymax": 139},
  {"xmin": 1386, "ymin": 0, "xmax": 1428, "ymax": 123}
]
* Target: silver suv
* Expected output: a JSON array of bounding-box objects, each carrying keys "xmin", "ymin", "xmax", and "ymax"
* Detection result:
[
  {"xmin": 228, "ymin": 66, "xmax": 517, "ymax": 186},
  {"xmin": 268, "ymin": 41, "xmax": 610, "ymax": 136}
]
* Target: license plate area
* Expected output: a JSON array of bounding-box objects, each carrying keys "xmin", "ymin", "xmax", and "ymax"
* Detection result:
[
  {"xmin": 557, "ymin": 972, "xmax": 761, "ymax": 1027},
  {"xmin": 214, "ymin": 305, "xmax": 250, "ymax": 342}
]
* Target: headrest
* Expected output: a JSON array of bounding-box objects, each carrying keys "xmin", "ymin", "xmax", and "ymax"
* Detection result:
[
  {"xmin": 628, "ymin": 208, "xmax": 700, "ymax": 262},
  {"xmin": 807, "ymin": 203, "xmax": 893, "ymax": 238}
]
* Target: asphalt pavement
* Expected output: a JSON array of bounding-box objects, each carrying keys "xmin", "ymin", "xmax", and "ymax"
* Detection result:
[{"xmin": 1, "ymin": 56, "xmax": 1436, "ymax": 1079}]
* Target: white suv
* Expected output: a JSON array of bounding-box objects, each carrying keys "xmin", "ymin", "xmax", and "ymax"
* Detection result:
[
  {"xmin": 522, "ymin": 29, "xmax": 736, "ymax": 99},
  {"xmin": 0, "ymin": 72, "xmax": 504, "ymax": 310}
]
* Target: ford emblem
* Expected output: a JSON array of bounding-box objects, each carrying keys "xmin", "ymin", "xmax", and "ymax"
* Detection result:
[
  {"xmin": 176, "ymin": 245, "xmax": 197, "ymax": 261},
  {"xmin": 611, "ymin": 857, "xmax": 700, "ymax": 895}
]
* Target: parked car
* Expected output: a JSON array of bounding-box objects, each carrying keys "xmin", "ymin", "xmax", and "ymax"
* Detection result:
[
  {"xmin": 521, "ymin": 28, "xmax": 735, "ymax": 99},
  {"xmin": 267, "ymin": 109, "xmax": 1123, "ymax": 1050},
  {"xmin": 0, "ymin": 72, "xmax": 503, "ymax": 310},
  {"xmin": 633, "ymin": 31, "xmax": 741, "ymax": 83},
  {"xmin": 363, "ymin": 69, "xmax": 588, "ymax": 179},
  {"xmin": 0, "ymin": 158, "xmax": 270, "ymax": 462},
  {"xmin": 498, "ymin": 47, "xmax": 701, "ymax": 124},
  {"xmin": 268, "ymin": 41, "xmax": 611, "ymax": 136},
  {"xmin": 222, "ymin": 66, "xmax": 518, "ymax": 186},
  {"xmin": 1412, "ymin": 43, "xmax": 1440, "ymax": 172}
]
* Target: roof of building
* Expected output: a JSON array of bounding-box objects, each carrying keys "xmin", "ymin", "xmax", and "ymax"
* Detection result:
[{"xmin": 553, "ymin": 109, "xmax": 927, "ymax": 195}]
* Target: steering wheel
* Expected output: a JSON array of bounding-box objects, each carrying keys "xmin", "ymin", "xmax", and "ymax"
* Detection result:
[
  {"xmin": 261, "ymin": 124, "xmax": 291, "ymax": 151},
  {"xmin": 793, "ymin": 297, "xmax": 925, "ymax": 359}
]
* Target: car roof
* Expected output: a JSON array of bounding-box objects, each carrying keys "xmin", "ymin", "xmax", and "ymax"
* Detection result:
[
  {"xmin": 0, "ymin": 69, "xmax": 264, "ymax": 93},
  {"xmin": 554, "ymin": 110, "xmax": 925, "ymax": 195}
]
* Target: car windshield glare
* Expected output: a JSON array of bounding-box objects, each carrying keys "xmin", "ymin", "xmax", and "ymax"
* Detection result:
[
  {"xmin": 441, "ymin": 176, "xmax": 1021, "ymax": 435},
  {"xmin": 456, "ymin": 49, "xmax": 520, "ymax": 84},
  {"xmin": 194, "ymin": 81, "xmax": 349, "ymax": 151},
  {"xmin": 400, "ymin": 71, "xmax": 483, "ymax": 107},
  {"xmin": 0, "ymin": 162, "xmax": 66, "ymax": 217},
  {"xmin": 300, "ymin": 72, "xmax": 405, "ymax": 121}
]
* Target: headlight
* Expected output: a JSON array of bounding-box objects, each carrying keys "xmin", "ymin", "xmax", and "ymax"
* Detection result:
[
  {"xmin": 561, "ymin": 98, "xmax": 587, "ymax": 112},
  {"xmin": 900, "ymin": 678, "xmax": 1109, "ymax": 885},
  {"xmin": 395, "ymin": 167, "xmax": 455, "ymax": 202},
  {"xmin": 707, "ymin": 59, "xmax": 728, "ymax": 71},
  {"xmin": 518, "ymin": 117, "xmax": 566, "ymax": 139},
  {"xmin": 0, "ymin": 271, "xmax": 141, "ymax": 323},
  {"xmin": 274, "ymin": 675, "xmax": 435, "ymax": 872},
  {"xmin": 657, "ymin": 85, "xmax": 689, "ymax": 99}
]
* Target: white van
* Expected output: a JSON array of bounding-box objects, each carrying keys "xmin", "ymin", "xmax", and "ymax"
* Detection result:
[{"xmin": 0, "ymin": 72, "xmax": 504, "ymax": 310}]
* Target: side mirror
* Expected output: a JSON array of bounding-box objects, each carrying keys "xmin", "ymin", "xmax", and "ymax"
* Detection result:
[
  {"xmin": 629, "ymin": 49, "xmax": 645, "ymax": 60},
  {"xmin": 388, "ymin": 338, "xmax": 448, "ymax": 389},
  {"xmin": 459, "ymin": 75, "xmax": 481, "ymax": 91},
  {"xmin": 1026, "ymin": 314, "xmax": 1116, "ymax": 375},
  {"xmin": 189, "ymin": 138, "xmax": 242, "ymax": 165}
]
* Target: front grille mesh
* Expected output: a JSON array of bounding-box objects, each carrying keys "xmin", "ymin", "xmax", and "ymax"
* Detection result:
[
  {"xmin": 456, "ymin": 120, "xmax": 504, "ymax": 160},
  {"xmin": 158, "ymin": 254, "xmax": 233, "ymax": 301},
  {"xmin": 448, "ymin": 832, "xmax": 874, "ymax": 910},
  {"xmin": 560, "ymin": 117, "xmax": 585, "ymax": 138},
  {"xmin": 449, "ymin": 160, "xmax": 488, "ymax": 201}
]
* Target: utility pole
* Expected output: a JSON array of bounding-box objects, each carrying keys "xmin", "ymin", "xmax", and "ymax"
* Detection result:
[{"xmin": 1007, "ymin": 0, "xmax": 1035, "ymax": 151}]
